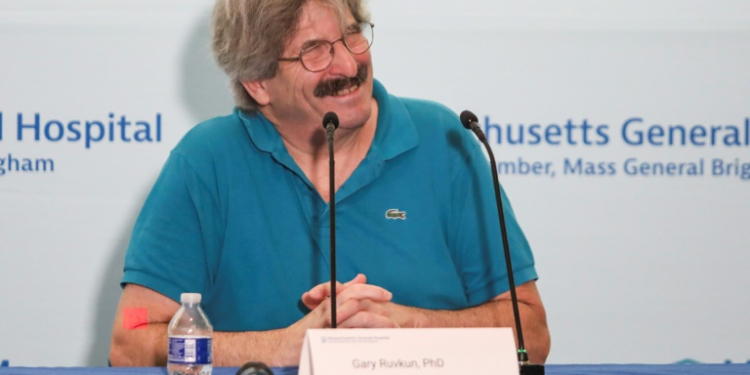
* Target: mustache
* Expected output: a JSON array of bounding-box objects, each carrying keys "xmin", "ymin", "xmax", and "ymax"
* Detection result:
[{"xmin": 313, "ymin": 64, "xmax": 369, "ymax": 98}]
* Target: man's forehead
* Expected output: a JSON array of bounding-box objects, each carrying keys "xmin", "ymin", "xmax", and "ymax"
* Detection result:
[{"xmin": 291, "ymin": 3, "xmax": 355, "ymax": 42}]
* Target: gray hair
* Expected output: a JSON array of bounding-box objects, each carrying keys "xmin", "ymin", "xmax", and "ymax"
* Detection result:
[{"xmin": 211, "ymin": 0, "xmax": 371, "ymax": 112}]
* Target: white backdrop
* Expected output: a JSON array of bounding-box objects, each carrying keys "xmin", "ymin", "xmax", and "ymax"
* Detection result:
[{"xmin": 1, "ymin": 0, "xmax": 748, "ymax": 366}]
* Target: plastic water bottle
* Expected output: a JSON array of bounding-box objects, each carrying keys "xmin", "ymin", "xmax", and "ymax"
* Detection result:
[{"xmin": 168, "ymin": 293, "xmax": 213, "ymax": 375}]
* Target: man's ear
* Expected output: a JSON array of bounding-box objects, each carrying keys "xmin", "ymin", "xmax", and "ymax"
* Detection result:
[{"xmin": 241, "ymin": 80, "xmax": 271, "ymax": 106}]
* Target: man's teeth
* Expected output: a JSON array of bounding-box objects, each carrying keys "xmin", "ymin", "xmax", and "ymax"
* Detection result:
[{"xmin": 334, "ymin": 85, "xmax": 358, "ymax": 96}]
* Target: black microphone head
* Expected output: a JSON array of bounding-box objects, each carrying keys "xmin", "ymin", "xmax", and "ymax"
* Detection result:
[
  {"xmin": 322, "ymin": 111, "xmax": 339, "ymax": 130},
  {"xmin": 460, "ymin": 110, "xmax": 479, "ymax": 130},
  {"xmin": 237, "ymin": 362, "xmax": 273, "ymax": 375}
]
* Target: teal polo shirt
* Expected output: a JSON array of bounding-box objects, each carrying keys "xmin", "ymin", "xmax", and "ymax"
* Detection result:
[{"xmin": 122, "ymin": 79, "xmax": 537, "ymax": 331}]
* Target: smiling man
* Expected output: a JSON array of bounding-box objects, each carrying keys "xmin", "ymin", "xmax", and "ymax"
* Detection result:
[{"xmin": 109, "ymin": 0, "xmax": 550, "ymax": 367}]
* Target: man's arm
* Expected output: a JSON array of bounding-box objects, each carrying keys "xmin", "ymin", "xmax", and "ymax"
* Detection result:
[
  {"xmin": 109, "ymin": 284, "xmax": 176, "ymax": 366},
  {"xmin": 408, "ymin": 280, "xmax": 550, "ymax": 364},
  {"xmin": 109, "ymin": 284, "xmax": 295, "ymax": 366},
  {"xmin": 109, "ymin": 281, "xmax": 395, "ymax": 367},
  {"xmin": 303, "ymin": 278, "xmax": 550, "ymax": 364}
]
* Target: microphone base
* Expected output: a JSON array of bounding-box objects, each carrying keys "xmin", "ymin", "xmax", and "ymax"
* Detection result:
[{"xmin": 520, "ymin": 363, "xmax": 545, "ymax": 375}]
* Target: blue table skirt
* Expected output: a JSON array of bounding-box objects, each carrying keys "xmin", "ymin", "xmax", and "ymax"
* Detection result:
[{"xmin": 1, "ymin": 365, "xmax": 748, "ymax": 375}]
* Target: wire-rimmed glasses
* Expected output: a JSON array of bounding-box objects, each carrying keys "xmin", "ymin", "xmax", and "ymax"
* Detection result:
[{"xmin": 278, "ymin": 22, "xmax": 374, "ymax": 72}]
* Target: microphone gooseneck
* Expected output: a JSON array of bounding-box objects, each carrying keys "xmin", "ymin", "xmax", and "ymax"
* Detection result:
[
  {"xmin": 460, "ymin": 110, "xmax": 544, "ymax": 375},
  {"xmin": 322, "ymin": 111, "xmax": 339, "ymax": 329}
]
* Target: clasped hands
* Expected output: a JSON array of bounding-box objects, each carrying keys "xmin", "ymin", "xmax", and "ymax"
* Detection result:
[{"xmin": 299, "ymin": 274, "xmax": 416, "ymax": 329}]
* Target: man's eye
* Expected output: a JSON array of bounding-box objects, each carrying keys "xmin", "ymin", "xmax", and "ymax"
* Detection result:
[
  {"xmin": 302, "ymin": 42, "xmax": 328, "ymax": 54},
  {"xmin": 301, "ymin": 41, "xmax": 326, "ymax": 52}
]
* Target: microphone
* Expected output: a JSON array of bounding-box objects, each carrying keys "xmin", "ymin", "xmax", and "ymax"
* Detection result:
[
  {"xmin": 322, "ymin": 111, "xmax": 339, "ymax": 329},
  {"xmin": 236, "ymin": 362, "xmax": 273, "ymax": 375},
  {"xmin": 460, "ymin": 110, "xmax": 487, "ymax": 143},
  {"xmin": 323, "ymin": 111, "xmax": 339, "ymax": 140},
  {"xmin": 460, "ymin": 110, "xmax": 544, "ymax": 375}
]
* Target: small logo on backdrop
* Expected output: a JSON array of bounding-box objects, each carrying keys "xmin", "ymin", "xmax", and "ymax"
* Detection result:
[{"xmin": 385, "ymin": 209, "xmax": 406, "ymax": 220}]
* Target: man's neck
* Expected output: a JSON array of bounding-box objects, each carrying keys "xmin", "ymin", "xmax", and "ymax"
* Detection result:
[{"xmin": 267, "ymin": 99, "xmax": 379, "ymax": 202}]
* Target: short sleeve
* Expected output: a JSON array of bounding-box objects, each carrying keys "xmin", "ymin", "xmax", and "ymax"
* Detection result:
[
  {"xmin": 121, "ymin": 151, "xmax": 222, "ymax": 303},
  {"xmin": 451, "ymin": 139, "xmax": 538, "ymax": 306}
]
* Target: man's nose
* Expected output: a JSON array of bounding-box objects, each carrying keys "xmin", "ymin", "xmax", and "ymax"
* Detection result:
[{"xmin": 327, "ymin": 40, "xmax": 359, "ymax": 76}]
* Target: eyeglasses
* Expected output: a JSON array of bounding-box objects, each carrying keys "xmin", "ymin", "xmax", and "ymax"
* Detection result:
[{"xmin": 278, "ymin": 22, "xmax": 374, "ymax": 72}]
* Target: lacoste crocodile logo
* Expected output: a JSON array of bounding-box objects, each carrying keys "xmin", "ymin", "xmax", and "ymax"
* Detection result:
[{"xmin": 385, "ymin": 209, "xmax": 406, "ymax": 220}]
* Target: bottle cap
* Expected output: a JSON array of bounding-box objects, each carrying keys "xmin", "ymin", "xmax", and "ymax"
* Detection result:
[{"xmin": 180, "ymin": 293, "xmax": 202, "ymax": 303}]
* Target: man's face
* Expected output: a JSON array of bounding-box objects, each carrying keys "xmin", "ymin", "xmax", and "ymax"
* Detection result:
[{"xmin": 254, "ymin": 1, "xmax": 374, "ymax": 131}]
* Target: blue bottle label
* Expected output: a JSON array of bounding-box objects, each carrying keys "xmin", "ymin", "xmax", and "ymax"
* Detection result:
[{"xmin": 168, "ymin": 337, "xmax": 212, "ymax": 365}]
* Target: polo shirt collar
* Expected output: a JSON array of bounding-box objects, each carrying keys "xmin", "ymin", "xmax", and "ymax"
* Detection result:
[
  {"xmin": 236, "ymin": 107, "xmax": 285, "ymax": 155},
  {"xmin": 236, "ymin": 78, "xmax": 419, "ymax": 162},
  {"xmin": 370, "ymin": 79, "xmax": 420, "ymax": 160}
]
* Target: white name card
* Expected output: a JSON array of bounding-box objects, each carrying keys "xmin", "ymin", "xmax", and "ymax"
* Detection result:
[{"xmin": 298, "ymin": 328, "xmax": 519, "ymax": 375}]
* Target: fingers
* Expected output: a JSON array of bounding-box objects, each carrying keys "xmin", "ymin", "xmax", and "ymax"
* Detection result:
[
  {"xmin": 344, "ymin": 273, "xmax": 367, "ymax": 287},
  {"xmin": 309, "ymin": 283, "xmax": 392, "ymax": 316},
  {"xmin": 301, "ymin": 281, "xmax": 343, "ymax": 309},
  {"xmin": 333, "ymin": 298, "xmax": 384, "ymax": 324},
  {"xmin": 301, "ymin": 274, "xmax": 371, "ymax": 310},
  {"xmin": 338, "ymin": 311, "xmax": 399, "ymax": 328},
  {"xmin": 307, "ymin": 282, "xmax": 397, "ymax": 328},
  {"xmin": 337, "ymin": 283, "xmax": 392, "ymax": 304},
  {"xmin": 333, "ymin": 297, "xmax": 366, "ymax": 324},
  {"xmin": 334, "ymin": 299, "xmax": 399, "ymax": 328}
]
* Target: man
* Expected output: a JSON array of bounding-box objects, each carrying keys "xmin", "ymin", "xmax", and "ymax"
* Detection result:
[{"xmin": 110, "ymin": 0, "xmax": 550, "ymax": 367}]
